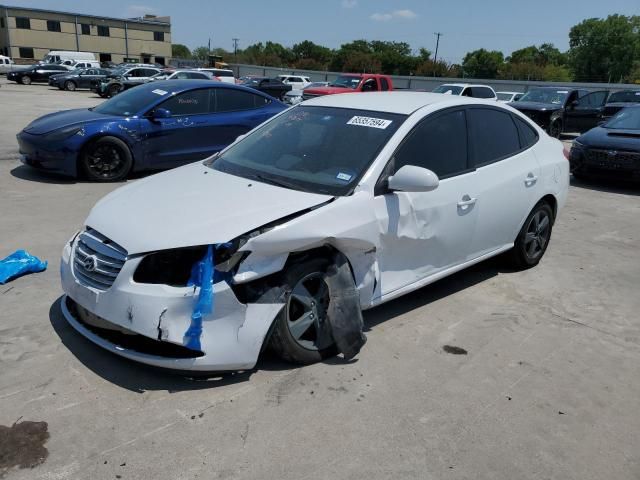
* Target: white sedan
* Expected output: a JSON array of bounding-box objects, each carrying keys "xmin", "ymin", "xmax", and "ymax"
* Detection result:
[{"xmin": 60, "ymin": 92, "xmax": 569, "ymax": 371}]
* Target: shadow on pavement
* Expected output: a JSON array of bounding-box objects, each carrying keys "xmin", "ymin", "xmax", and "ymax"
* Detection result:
[
  {"xmin": 49, "ymin": 256, "xmax": 509, "ymax": 391},
  {"xmin": 11, "ymin": 165, "xmax": 78, "ymax": 184},
  {"xmin": 570, "ymin": 175, "xmax": 640, "ymax": 196}
]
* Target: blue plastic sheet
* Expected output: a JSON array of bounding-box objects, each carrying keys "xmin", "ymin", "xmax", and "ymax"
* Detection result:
[
  {"xmin": 183, "ymin": 244, "xmax": 232, "ymax": 351},
  {"xmin": 0, "ymin": 250, "xmax": 48, "ymax": 285}
]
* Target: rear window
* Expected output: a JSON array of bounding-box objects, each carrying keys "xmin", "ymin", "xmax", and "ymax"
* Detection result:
[
  {"xmin": 471, "ymin": 87, "xmax": 495, "ymax": 99},
  {"xmin": 607, "ymin": 91, "xmax": 640, "ymax": 103},
  {"xmin": 468, "ymin": 108, "xmax": 521, "ymax": 166}
]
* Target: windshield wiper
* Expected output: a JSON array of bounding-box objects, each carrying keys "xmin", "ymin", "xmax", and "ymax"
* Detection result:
[{"xmin": 251, "ymin": 173, "xmax": 305, "ymax": 191}]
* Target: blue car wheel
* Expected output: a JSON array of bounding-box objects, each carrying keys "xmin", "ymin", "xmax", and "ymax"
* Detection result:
[{"xmin": 80, "ymin": 137, "xmax": 132, "ymax": 182}]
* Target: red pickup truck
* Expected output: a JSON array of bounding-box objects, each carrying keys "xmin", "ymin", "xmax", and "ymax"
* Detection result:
[{"xmin": 302, "ymin": 73, "xmax": 393, "ymax": 100}]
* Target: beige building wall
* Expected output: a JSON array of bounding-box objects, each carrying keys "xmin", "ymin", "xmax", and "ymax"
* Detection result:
[{"xmin": 0, "ymin": 6, "xmax": 171, "ymax": 64}]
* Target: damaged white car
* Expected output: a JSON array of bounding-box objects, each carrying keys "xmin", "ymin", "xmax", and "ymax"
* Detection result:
[{"xmin": 60, "ymin": 92, "xmax": 569, "ymax": 371}]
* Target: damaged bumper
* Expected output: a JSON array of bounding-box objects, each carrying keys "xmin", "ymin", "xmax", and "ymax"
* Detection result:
[{"xmin": 60, "ymin": 237, "xmax": 284, "ymax": 372}]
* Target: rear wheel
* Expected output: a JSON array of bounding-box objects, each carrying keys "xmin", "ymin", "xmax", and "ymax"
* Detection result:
[
  {"xmin": 80, "ymin": 137, "xmax": 132, "ymax": 182},
  {"xmin": 507, "ymin": 202, "xmax": 554, "ymax": 269},
  {"xmin": 65, "ymin": 80, "xmax": 76, "ymax": 91},
  {"xmin": 269, "ymin": 259, "xmax": 338, "ymax": 365},
  {"xmin": 21, "ymin": 75, "xmax": 32, "ymax": 85}
]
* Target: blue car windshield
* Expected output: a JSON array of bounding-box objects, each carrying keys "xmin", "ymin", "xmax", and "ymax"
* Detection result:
[
  {"xmin": 92, "ymin": 87, "xmax": 166, "ymax": 116},
  {"xmin": 209, "ymin": 106, "xmax": 406, "ymax": 196},
  {"xmin": 604, "ymin": 107, "xmax": 640, "ymax": 130}
]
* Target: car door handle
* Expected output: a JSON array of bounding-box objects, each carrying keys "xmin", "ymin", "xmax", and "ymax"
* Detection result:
[
  {"xmin": 457, "ymin": 195, "xmax": 477, "ymax": 209},
  {"xmin": 524, "ymin": 173, "xmax": 538, "ymax": 186}
]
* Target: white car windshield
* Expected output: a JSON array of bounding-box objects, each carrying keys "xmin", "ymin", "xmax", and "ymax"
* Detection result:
[
  {"xmin": 497, "ymin": 93, "xmax": 513, "ymax": 101},
  {"xmin": 210, "ymin": 106, "xmax": 406, "ymax": 196},
  {"xmin": 519, "ymin": 89, "xmax": 569, "ymax": 105},
  {"xmin": 329, "ymin": 76, "xmax": 362, "ymax": 89},
  {"xmin": 433, "ymin": 85, "xmax": 464, "ymax": 95}
]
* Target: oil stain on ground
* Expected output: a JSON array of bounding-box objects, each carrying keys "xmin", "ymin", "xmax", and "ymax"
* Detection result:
[
  {"xmin": 442, "ymin": 345, "xmax": 468, "ymax": 355},
  {"xmin": 0, "ymin": 420, "xmax": 49, "ymax": 477}
]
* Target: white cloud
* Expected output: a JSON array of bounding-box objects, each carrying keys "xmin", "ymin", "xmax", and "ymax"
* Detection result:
[
  {"xmin": 370, "ymin": 9, "xmax": 417, "ymax": 21},
  {"xmin": 341, "ymin": 0, "xmax": 358, "ymax": 7},
  {"xmin": 126, "ymin": 5, "xmax": 156, "ymax": 17}
]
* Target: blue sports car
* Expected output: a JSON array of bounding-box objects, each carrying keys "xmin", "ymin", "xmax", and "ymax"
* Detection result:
[{"xmin": 17, "ymin": 80, "xmax": 287, "ymax": 181}]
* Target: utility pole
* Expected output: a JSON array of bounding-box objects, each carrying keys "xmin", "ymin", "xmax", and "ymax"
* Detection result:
[
  {"xmin": 232, "ymin": 38, "xmax": 239, "ymax": 63},
  {"xmin": 433, "ymin": 32, "xmax": 442, "ymax": 77}
]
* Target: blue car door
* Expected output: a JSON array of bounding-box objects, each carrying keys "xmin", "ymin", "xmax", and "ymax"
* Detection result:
[{"xmin": 141, "ymin": 87, "xmax": 279, "ymax": 170}]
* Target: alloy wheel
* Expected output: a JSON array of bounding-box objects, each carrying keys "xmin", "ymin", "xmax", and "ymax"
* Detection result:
[
  {"xmin": 286, "ymin": 272, "xmax": 333, "ymax": 351},
  {"xmin": 523, "ymin": 210, "xmax": 551, "ymax": 261},
  {"xmin": 86, "ymin": 144, "xmax": 127, "ymax": 180}
]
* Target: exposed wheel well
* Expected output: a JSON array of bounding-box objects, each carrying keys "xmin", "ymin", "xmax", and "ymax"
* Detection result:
[{"xmin": 539, "ymin": 194, "xmax": 557, "ymax": 222}]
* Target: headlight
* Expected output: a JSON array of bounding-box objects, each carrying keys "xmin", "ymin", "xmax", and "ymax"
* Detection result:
[{"xmin": 45, "ymin": 126, "xmax": 84, "ymax": 141}]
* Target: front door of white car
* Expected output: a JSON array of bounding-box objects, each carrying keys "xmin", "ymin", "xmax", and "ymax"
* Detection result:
[{"xmin": 373, "ymin": 108, "xmax": 480, "ymax": 298}]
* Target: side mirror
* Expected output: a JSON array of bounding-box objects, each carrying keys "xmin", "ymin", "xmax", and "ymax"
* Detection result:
[
  {"xmin": 151, "ymin": 108, "xmax": 172, "ymax": 119},
  {"xmin": 387, "ymin": 165, "xmax": 439, "ymax": 193}
]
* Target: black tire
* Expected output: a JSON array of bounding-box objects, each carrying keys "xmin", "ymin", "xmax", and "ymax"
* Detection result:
[
  {"xmin": 65, "ymin": 80, "xmax": 76, "ymax": 91},
  {"xmin": 269, "ymin": 258, "xmax": 338, "ymax": 365},
  {"xmin": 507, "ymin": 202, "xmax": 554, "ymax": 269},
  {"xmin": 21, "ymin": 75, "xmax": 32, "ymax": 85},
  {"xmin": 548, "ymin": 120, "xmax": 562, "ymax": 138},
  {"xmin": 80, "ymin": 137, "xmax": 133, "ymax": 182},
  {"xmin": 108, "ymin": 84, "xmax": 122, "ymax": 97}
]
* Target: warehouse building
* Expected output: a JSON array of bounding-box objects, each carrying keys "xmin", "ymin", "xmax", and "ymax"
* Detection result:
[{"xmin": 0, "ymin": 5, "xmax": 171, "ymax": 64}]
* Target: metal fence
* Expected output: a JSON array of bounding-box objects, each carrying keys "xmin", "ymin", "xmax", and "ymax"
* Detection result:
[{"xmin": 229, "ymin": 63, "xmax": 639, "ymax": 93}]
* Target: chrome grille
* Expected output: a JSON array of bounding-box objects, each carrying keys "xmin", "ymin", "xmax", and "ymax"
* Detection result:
[{"xmin": 73, "ymin": 228, "xmax": 127, "ymax": 291}]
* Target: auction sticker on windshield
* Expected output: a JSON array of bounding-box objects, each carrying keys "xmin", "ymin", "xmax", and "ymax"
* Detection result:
[
  {"xmin": 152, "ymin": 89, "xmax": 168, "ymax": 96},
  {"xmin": 347, "ymin": 116, "xmax": 392, "ymax": 129}
]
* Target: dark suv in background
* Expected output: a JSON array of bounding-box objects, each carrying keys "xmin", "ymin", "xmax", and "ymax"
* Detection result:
[{"xmin": 510, "ymin": 87, "xmax": 609, "ymax": 137}]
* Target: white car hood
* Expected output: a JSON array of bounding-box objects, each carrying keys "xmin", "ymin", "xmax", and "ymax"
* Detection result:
[{"xmin": 85, "ymin": 162, "xmax": 333, "ymax": 255}]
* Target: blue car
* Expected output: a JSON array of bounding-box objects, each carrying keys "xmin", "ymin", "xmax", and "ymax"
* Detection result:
[{"xmin": 17, "ymin": 80, "xmax": 287, "ymax": 181}]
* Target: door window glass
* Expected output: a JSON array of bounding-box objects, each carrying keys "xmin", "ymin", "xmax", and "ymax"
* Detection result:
[
  {"xmin": 160, "ymin": 89, "xmax": 210, "ymax": 116},
  {"xmin": 575, "ymin": 91, "xmax": 608, "ymax": 108},
  {"xmin": 213, "ymin": 89, "xmax": 263, "ymax": 112},
  {"xmin": 361, "ymin": 79, "xmax": 378, "ymax": 92},
  {"xmin": 514, "ymin": 116, "xmax": 539, "ymax": 149},
  {"xmin": 394, "ymin": 110, "xmax": 468, "ymax": 178},
  {"xmin": 468, "ymin": 108, "xmax": 521, "ymax": 166},
  {"xmin": 380, "ymin": 78, "xmax": 390, "ymax": 91}
]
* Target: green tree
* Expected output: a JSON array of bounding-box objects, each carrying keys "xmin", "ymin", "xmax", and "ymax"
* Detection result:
[
  {"xmin": 569, "ymin": 15, "xmax": 639, "ymax": 82},
  {"xmin": 171, "ymin": 44, "xmax": 191, "ymax": 59},
  {"xmin": 192, "ymin": 46, "xmax": 211, "ymax": 61},
  {"xmin": 462, "ymin": 49, "xmax": 504, "ymax": 78},
  {"xmin": 291, "ymin": 40, "xmax": 333, "ymax": 68}
]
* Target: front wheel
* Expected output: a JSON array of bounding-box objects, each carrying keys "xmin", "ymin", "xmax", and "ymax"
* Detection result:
[
  {"xmin": 269, "ymin": 259, "xmax": 338, "ymax": 365},
  {"xmin": 21, "ymin": 75, "xmax": 32, "ymax": 85},
  {"xmin": 548, "ymin": 120, "xmax": 562, "ymax": 138},
  {"xmin": 108, "ymin": 84, "xmax": 122, "ymax": 97},
  {"xmin": 507, "ymin": 202, "xmax": 554, "ymax": 269},
  {"xmin": 65, "ymin": 80, "xmax": 76, "ymax": 91},
  {"xmin": 80, "ymin": 137, "xmax": 132, "ymax": 182}
]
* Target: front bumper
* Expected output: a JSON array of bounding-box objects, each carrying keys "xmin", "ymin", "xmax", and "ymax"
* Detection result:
[
  {"xmin": 570, "ymin": 146, "xmax": 640, "ymax": 179},
  {"xmin": 60, "ymin": 236, "xmax": 285, "ymax": 371},
  {"xmin": 17, "ymin": 131, "xmax": 79, "ymax": 177}
]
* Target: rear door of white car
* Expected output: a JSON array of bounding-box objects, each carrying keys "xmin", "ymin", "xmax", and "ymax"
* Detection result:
[
  {"xmin": 466, "ymin": 107, "xmax": 541, "ymax": 256},
  {"xmin": 374, "ymin": 107, "xmax": 480, "ymax": 297}
]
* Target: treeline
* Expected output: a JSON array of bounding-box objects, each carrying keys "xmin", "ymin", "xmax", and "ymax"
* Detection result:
[{"xmin": 172, "ymin": 14, "xmax": 640, "ymax": 84}]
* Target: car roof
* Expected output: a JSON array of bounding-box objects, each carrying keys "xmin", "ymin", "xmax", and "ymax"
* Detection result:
[
  {"xmin": 497, "ymin": 91, "xmax": 522, "ymax": 95},
  {"xmin": 134, "ymin": 79, "xmax": 273, "ymax": 96},
  {"xmin": 303, "ymin": 91, "xmax": 504, "ymax": 115}
]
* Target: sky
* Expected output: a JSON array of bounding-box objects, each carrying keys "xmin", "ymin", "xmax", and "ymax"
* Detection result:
[{"xmin": 8, "ymin": 0, "xmax": 640, "ymax": 63}]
